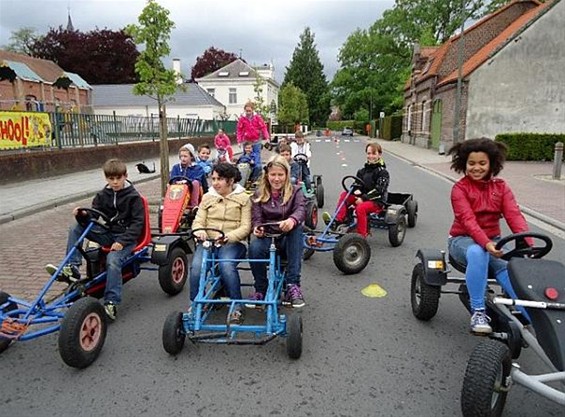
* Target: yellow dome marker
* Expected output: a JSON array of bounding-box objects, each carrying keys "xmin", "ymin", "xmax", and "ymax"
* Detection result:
[{"xmin": 361, "ymin": 283, "xmax": 387, "ymax": 298}]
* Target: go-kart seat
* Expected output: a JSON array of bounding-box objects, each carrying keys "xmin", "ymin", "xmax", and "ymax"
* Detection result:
[{"xmin": 508, "ymin": 258, "xmax": 565, "ymax": 371}]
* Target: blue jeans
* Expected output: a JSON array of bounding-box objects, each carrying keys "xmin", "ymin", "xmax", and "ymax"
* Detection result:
[
  {"xmin": 252, "ymin": 142, "xmax": 262, "ymax": 166},
  {"xmin": 189, "ymin": 242, "xmax": 246, "ymax": 301},
  {"xmin": 67, "ymin": 222, "xmax": 135, "ymax": 304},
  {"xmin": 448, "ymin": 235, "xmax": 529, "ymax": 320},
  {"xmin": 249, "ymin": 225, "xmax": 303, "ymax": 294}
]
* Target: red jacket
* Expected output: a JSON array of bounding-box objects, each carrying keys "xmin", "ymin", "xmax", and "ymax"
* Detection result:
[
  {"xmin": 236, "ymin": 112, "xmax": 270, "ymax": 144},
  {"xmin": 449, "ymin": 176, "xmax": 528, "ymax": 248}
]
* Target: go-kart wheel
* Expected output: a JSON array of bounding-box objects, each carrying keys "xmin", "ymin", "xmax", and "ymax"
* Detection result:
[
  {"xmin": 305, "ymin": 201, "xmax": 318, "ymax": 230},
  {"xmin": 75, "ymin": 207, "xmax": 112, "ymax": 231},
  {"xmin": 158, "ymin": 247, "xmax": 188, "ymax": 295},
  {"xmin": 0, "ymin": 291, "xmax": 18, "ymax": 353},
  {"xmin": 461, "ymin": 339, "xmax": 511, "ymax": 417},
  {"xmin": 388, "ymin": 215, "xmax": 407, "ymax": 247},
  {"xmin": 286, "ymin": 313, "xmax": 303, "ymax": 359},
  {"xmin": 315, "ymin": 183, "xmax": 325, "ymax": 209},
  {"xmin": 495, "ymin": 232, "xmax": 552, "ymax": 260},
  {"xmin": 341, "ymin": 175, "xmax": 365, "ymax": 193},
  {"xmin": 410, "ymin": 263, "xmax": 440, "ymax": 321},
  {"xmin": 163, "ymin": 311, "xmax": 185, "ymax": 355},
  {"xmin": 58, "ymin": 297, "xmax": 107, "ymax": 369},
  {"xmin": 406, "ymin": 199, "xmax": 418, "ymax": 228},
  {"xmin": 333, "ymin": 233, "xmax": 371, "ymax": 275},
  {"xmin": 303, "ymin": 248, "xmax": 315, "ymax": 261}
]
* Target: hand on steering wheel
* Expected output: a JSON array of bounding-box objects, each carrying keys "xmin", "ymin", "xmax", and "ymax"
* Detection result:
[
  {"xmin": 255, "ymin": 222, "xmax": 287, "ymax": 238},
  {"xmin": 191, "ymin": 227, "xmax": 226, "ymax": 246},
  {"xmin": 168, "ymin": 176, "xmax": 193, "ymax": 187},
  {"xmin": 74, "ymin": 207, "xmax": 111, "ymax": 232},
  {"xmin": 293, "ymin": 153, "xmax": 309, "ymax": 164},
  {"xmin": 341, "ymin": 175, "xmax": 365, "ymax": 193},
  {"xmin": 495, "ymin": 232, "xmax": 553, "ymax": 260}
]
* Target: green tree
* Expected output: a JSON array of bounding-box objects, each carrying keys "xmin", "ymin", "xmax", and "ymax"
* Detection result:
[
  {"xmin": 125, "ymin": 0, "xmax": 178, "ymax": 196},
  {"xmin": 283, "ymin": 27, "xmax": 330, "ymax": 127},
  {"xmin": 3, "ymin": 27, "xmax": 39, "ymax": 55},
  {"xmin": 277, "ymin": 83, "xmax": 309, "ymax": 132}
]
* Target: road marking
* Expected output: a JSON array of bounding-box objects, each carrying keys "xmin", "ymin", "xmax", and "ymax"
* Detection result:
[
  {"xmin": 315, "ymin": 139, "xmax": 321, "ymax": 142},
  {"xmin": 325, "ymin": 139, "xmax": 330, "ymax": 142},
  {"xmin": 344, "ymin": 139, "xmax": 350, "ymax": 143},
  {"xmin": 361, "ymin": 283, "xmax": 387, "ymax": 298},
  {"xmin": 341, "ymin": 163, "xmax": 348, "ymax": 167},
  {"xmin": 354, "ymin": 140, "xmax": 360, "ymax": 143}
]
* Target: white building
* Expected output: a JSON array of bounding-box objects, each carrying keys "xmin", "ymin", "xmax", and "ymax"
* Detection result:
[{"xmin": 196, "ymin": 59, "xmax": 280, "ymax": 121}]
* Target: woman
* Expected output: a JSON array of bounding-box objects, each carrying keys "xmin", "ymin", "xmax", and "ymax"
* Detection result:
[
  {"xmin": 247, "ymin": 155, "xmax": 306, "ymax": 308},
  {"xmin": 236, "ymin": 101, "xmax": 270, "ymax": 167},
  {"xmin": 190, "ymin": 163, "xmax": 251, "ymax": 324}
]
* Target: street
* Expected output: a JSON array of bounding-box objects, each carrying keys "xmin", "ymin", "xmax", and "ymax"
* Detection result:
[{"xmin": 1, "ymin": 138, "xmax": 564, "ymax": 417}]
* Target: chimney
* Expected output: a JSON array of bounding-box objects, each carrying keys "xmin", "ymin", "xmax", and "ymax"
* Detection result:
[{"xmin": 173, "ymin": 58, "xmax": 182, "ymax": 84}]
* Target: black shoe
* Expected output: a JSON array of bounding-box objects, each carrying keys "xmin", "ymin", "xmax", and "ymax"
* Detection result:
[{"xmin": 46, "ymin": 263, "xmax": 81, "ymax": 283}]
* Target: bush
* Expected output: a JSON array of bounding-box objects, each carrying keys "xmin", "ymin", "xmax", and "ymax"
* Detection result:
[{"xmin": 495, "ymin": 133, "xmax": 565, "ymax": 161}]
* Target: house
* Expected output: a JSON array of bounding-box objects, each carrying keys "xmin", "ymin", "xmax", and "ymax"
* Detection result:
[
  {"xmin": 0, "ymin": 49, "xmax": 92, "ymax": 112},
  {"xmin": 402, "ymin": 0, "xmax": 564, "ymax": 151},
  {"xmin": 196, "ymin": 58, "xmax": 280, "ymax": 121},
  {"xmin": 91, "ymin": 82, "xmax": 226, "ymax": 120}
]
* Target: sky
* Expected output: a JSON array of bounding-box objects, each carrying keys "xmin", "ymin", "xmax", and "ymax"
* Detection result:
[{"xmin": 0, "ymin": 0, "xmax": 395, "ymax": 83}]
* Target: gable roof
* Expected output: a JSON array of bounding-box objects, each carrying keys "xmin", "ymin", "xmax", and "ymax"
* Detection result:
[
  {"xmin": 92, "ymin": 82, "xmax": 225, "ymax": 108},
  {"xmin": 198, "ymin": 58, "xmax": 258, "ymax": 81}
]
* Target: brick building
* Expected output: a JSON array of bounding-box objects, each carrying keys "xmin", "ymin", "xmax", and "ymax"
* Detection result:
[{"xmin": 402, "ymin": 0, "xmax": 564, "ymax": 151}]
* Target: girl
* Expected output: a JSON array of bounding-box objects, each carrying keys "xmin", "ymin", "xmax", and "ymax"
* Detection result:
[
  {"xmin": 169, "ymin": 143, "xmax": 208, "ymax": 206},
  {"xmin": 236, "ymin": 101, "xmax": 270, "ymax": 167},
  {"xmin": 447, "ymin": 137, "xmax": 531, "ymax": 334},
  {"xmin": 214, "ymin": 129, "xmax": 234, "ymax": 162},
  {"xmin": 246, "ymin": 155, "xmax": 306, "ymax": 308}
]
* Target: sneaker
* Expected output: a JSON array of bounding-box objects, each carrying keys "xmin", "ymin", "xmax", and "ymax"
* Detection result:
[
  {"xmin": 322, "ymin": 211, "xmax": 331, "ymax": 225},
  {"xmin": 104, "ymin": 302, "xmax": 117, "ymax": 321},
  {"xmin": 46, "ymin": 263, "xmax": 81, "ymax": 283},
  {"xmin": 470, "ymin": 310, "xmax": 492, "ymax": 334},
  {"xmin": 245, "ymin": 292, "xmax": 264, "ymax": 309},
  {"xmin": 285, "ymin": 284, "xmax": 306, "ymax": 308},
  {"xmin": 228, "ymin": 307, "xmax": 244, "ymax": 325}
]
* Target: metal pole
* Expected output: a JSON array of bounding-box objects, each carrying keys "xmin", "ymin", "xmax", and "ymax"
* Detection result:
[
  {"xmin": 553, "ymin": 142, "xmax": 563, "ymax": 180},
  {"xmin": 453, "ymin": 0, "xmax": 466, "ymax": 144}
]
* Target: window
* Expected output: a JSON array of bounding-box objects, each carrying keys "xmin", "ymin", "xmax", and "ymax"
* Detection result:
[
  {"xmin": 238, "ymin": 71, "xmax": 249, "ymax": 77},
  {"xmin": 218, "ymin": 71, "xmax": 229, "ymax": 77},
  {"xmin": 206, "ymin": 88, "xmax": 215, "ymax": 98},
  {"xmin": 229, "ymin": 88, "xmax": 237, "ymax": 104}
]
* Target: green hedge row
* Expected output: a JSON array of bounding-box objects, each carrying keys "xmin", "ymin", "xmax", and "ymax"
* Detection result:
[
  {"xmin": 495, "ymin": 133, "xmax": 565, "ymax": 161},
  {"xmin": 379, "ymin": 115, "xmax": 403, "ymax": 141}
]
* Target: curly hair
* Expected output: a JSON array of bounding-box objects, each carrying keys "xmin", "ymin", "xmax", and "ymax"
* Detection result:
[
  {"xmin": 212, "ymin": 162, "xmax": 241, "ymax": 183},
  {"xmin": 448, "ymin": 137, "xmax": 508, "ymax": 177}
]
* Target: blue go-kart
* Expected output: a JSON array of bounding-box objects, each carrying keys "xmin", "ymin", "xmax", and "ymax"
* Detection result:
[
  {"xmin": 162, "ymin": 225, "xmax": 303, "ymax": 359},
  {"xmin": 0, "ymin": 197, "xmax": 189, "ymax": 368}
]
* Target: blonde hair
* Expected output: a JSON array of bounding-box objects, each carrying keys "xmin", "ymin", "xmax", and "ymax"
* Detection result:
[{"xmin": 254, "ymin": 155, "xmax": 294, "ymax": 205}]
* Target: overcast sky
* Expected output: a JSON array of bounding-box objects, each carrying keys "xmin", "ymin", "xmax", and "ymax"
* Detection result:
[{"xmin": 0, "ymin": 0, "xmax": 394, "ymax": 83}]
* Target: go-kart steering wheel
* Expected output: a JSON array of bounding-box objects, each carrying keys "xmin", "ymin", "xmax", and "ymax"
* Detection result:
[
  {"xmin": 495, "ymin": 232, "xmax": 552, "ymax": 260},
  {"xmin": 256, "ymin": 222, "xmax": 285, "ymax": 238},
  {"xmin": 293, "ymin": 153, "xmax": 309, "ymax": 164},
  {"xmin": 75, "ymin": 207, "xmax": 112, "ymax": 231},
  {"xmin": 341, "ymin": 175, "xmax": 365, "ymax": 192},
  {"xmin": 169, "ymin": 176, "xmax": 193, "ymax": 187},
  {"xmin": 191, "ymin": 227, "xmax": 226, "ymax": 243}
]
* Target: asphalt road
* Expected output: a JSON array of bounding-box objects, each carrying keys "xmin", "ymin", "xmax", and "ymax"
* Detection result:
[{"xmin": 2, "ymin": 138, "xmax": 564, "ymax": 417}]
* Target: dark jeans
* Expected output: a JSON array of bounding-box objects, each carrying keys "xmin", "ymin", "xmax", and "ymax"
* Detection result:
[
  {"xmin": 189, "ymin": 242, "xmax": 246, "ymax": 301},
  {"xmin": 249, "ymin": 224, "xmax": 303, "ymax": 294},
  {"xmin": 67, "ymin": 222, "xmax": 135, "ymax": 304}
]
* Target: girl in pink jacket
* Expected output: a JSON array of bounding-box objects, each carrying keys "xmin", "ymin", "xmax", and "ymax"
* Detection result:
[
  {"xmin": 214, "ymin": 129, "xmax": 233, "ymax": 161},
  {"xmin": 236, "ymin": 101, "xmax": 270, "ymax": 166}
]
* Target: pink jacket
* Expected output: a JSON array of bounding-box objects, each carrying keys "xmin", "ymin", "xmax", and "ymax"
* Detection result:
[
  {"xmin": 236, "ymin": 112, "xmax": 270, "ymax": 144},
  {"xmin": 449, "ymin": 176, "xmax": 529, "ymax": 248},
  {"xmin": 214, "ymin": 133, "xmax": 232, "ymax": 150}
]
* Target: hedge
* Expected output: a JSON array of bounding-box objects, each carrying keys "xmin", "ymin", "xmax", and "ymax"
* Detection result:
[{"xmin": 495, "ymin": 133, "xmax": 565, "ymax": 161}]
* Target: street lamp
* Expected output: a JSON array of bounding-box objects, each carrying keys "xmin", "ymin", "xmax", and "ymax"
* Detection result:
[{"xmin": 452, "ymin": 0, "xmax": 466, "ymax": 145}]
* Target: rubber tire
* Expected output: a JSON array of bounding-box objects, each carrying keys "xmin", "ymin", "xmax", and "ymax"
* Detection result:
[
  {"xmin": 58, "ymin": 297, "xmax": 107, "ymax": 369},
  {"xmin": 410, "ymin": 263, "xmax": 440, "ymax": 321},
  {"xmin": 388, "ymin": 215, "xmax": 407, "ymax": 247},
  {"xmin": 163, "ymin": 311, "xmax": 185, "ymax": 355},
  {"xmin": 316, "ymin": 183, "xmax": 325, "ymax": 208},
  {"xmin": 303, "ymin": 248, "xmax": 315, "ymax": 261},
  {"xmin": 406, "ymin": 199, "xmax": 418, "ymax": 228},
  {"xmin": 305, "ymin": 201, "xmax": 318, "ymax": 230},
  {"xmin": 0, "ymin": 291, "xmax": 18, "ymax": 353},
  {"xmin": 461, "ymin": 339, "xmax": 511, "ymax": 417},
  {"xmin": 158, "ymin": 247, "xmax": 188, "ymax": 295},
  {"xmin": 333, "ymin": 233, "xmax": 371, "ymax": 275},
  {"xmin": 286, "ymin": 313, "xmax": 303, "ymax": 359}
]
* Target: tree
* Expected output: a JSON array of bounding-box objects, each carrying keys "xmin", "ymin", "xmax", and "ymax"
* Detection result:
[
  {"xmin": 3, "ymin": 27, "xmax": 39, "ymax": 55},
  {"xmin": 191, "ymin": 47, "xmax": 238, "ymax": 80},
  {"xmin": 126, "ymin": 0, "xmax": 178, "ymax": 197},
  {"xmin": 277, "ymin": 83, "xmax": 309, "ymax": 132},
  {"xmin": 28, "ymin": 27, "xmax": 139, "ymax": 84},
  {"xmin": 283, "ymin": 27, "xmax": 330, "ymax": 127}
]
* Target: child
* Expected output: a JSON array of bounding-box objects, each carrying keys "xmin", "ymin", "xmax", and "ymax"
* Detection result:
[
  {"xmin": 447, "ymin": 137, "xmax": 532, "ymax": 334},
  {"xmin": 196, "ymin": 143, "xmax": 213, "ymax": 176},
  {"xmin": 214, "ymin": 129, "xmax": 234, "ymax": 161},
  {"xmin": 170, "ymin": 143, "xmax": 208, "ymax": 207},
  {"xmin": 236, "ymin": 101, "xmax": 270, "ymax": 166},
  {"xmin": 290, "ymin": 131, "xmax": 312, "ymax": 160},
  {"xmin": 322, "ymin": 143, "xmax": 389, "ymax": 237},
  {"xmin": 45, "ymin": 158, "xmax": 145, "ymax": 321},
  {"xmin": 236, "ymin": 141, "xmax": 262, "ymax": 183},
  {"xmin": 247, "ymin": 155, "xmax": 306, "ymax": 308},
  {"xmin": 278, "ymin": 143, "xmax": 311, "ymax": 190}
]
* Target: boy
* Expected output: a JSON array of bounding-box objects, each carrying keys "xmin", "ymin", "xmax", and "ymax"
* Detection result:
[
  {"xmin": 236, "ymin": 141, "xmax": 261, "ymax": 183},
  {"xmin": 170, "ymin": 143, "xmax": 209, "ymax": 206},
  {"xmin": 278, "ymin": 143, "xmax": 311, "ymax": 189},
  {"xmin": 46, "ymin": 159, "xmax": 145, "ymax": 321},
  {"xmin": 196, "ymin": 143, "xmax": 213, "ymax": 176}
]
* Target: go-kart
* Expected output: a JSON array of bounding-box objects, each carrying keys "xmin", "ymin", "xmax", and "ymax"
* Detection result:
[
  {"xmin": 236, "ymin": 160, "xmax": 261, "ymax": 192},
  {"xmin": 293, "ymin": 153, "xmax": 324, "ymax": 209},
  {"xmin": 303, "ymin": 175, "xmax": 372, "ymax": 275},
  {"xmin": 159, "ymin": 176, "xmax": 202, "ymax": 234},
  {"xmin": 0, "ymin": 197, "xmax": 189, "ymax": 369},
  {"xmin": 410, "ymin": 232, "xmax": 565, "ymax": 415},
  {"xmin": 162, "ymin": 225, "xmax": 303, "ymax": 359}
]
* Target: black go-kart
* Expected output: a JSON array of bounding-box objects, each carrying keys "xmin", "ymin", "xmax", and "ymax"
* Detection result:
[{"xmin": 410, "ymin": 232, "xmax": 565, "ymax": 416}]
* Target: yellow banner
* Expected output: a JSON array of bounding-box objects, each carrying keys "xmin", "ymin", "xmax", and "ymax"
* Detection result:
[{"xmin": 0, "ymin": 111, "xmax": 52, "ymax": 149}]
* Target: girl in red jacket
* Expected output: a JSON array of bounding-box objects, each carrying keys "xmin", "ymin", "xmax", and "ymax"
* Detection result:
[
  {"xmin": 236, "ymin": 101, "xmax": 270, "ymax": 167},
  {"xmin": 214, "ymin": 129, "xmax": 233, "ymax": 162},
  {"xmin": 447, "ymin": 137, "xmax": 530, "ymax": 334}
]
